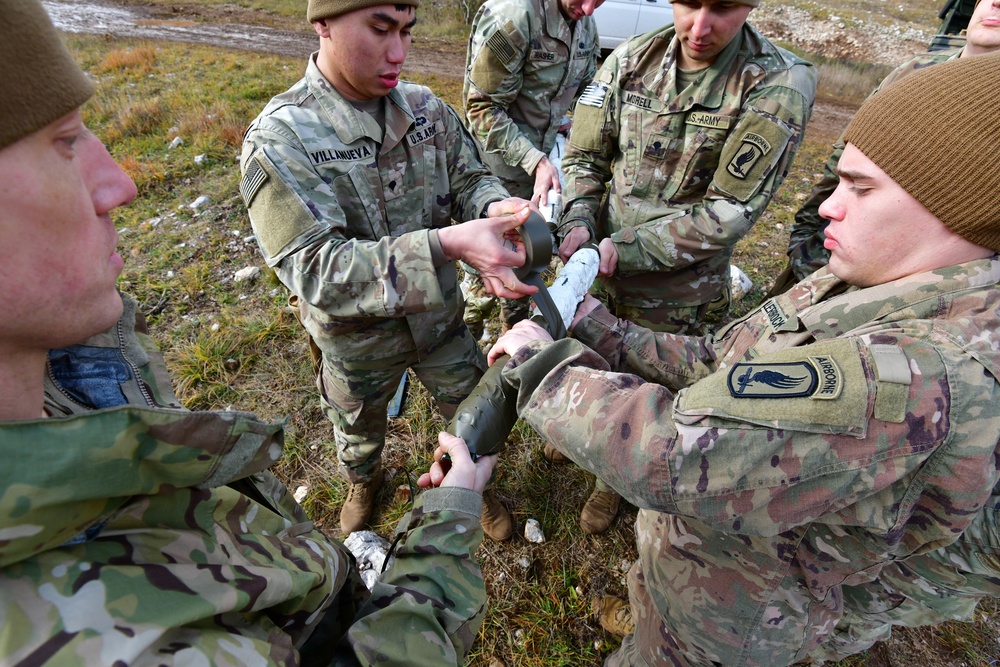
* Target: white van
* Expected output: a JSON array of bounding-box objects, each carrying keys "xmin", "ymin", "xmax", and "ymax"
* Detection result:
[{"xmin": 592, "ymin": 0, "xmax": 674, "ymax": 53}]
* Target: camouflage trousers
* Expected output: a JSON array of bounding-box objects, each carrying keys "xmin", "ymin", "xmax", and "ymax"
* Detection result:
[
  {"xmin": 316, "ymin": 324, "xmax": 485, "ymax": 483},
  {"xmin": 605, "ymin": 548, "xmax": 979, "ymax": 666}
]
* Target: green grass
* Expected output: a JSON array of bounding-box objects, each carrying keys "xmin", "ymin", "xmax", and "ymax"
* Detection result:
[{"xmin": 62, "ymin": 8, "xmax": 1000, "ymax": 665}]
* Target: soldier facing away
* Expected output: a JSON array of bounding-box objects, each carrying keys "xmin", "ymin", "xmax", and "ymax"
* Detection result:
[
  {"xmin": 769, "ymin": 0, "xmax": 1000, "ymax": 296},
  {"xmin": 490, "ymin": 53, "xmax": 1000, "ymax": 665},
  {"xmin": 552, "ymin": 0, "xmax": 817, "ymax": 535},
  {"xmin": 0, "ymin": 0, "xmax": 499, "ymax": 664},
  {"xmin": 460, "ymin": 0, "xmax": 603, "ymax": 336},
  {"xmin": 241, "ymin": 0, "xmax": 537, "ymax": 539}
]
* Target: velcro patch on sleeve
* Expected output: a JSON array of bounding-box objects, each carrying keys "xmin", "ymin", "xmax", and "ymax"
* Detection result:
[
  {"xmin": 871, "ymin": 344, "xmax": 911, "ymax": 423},
  {"xmin": 569, "ymin": 81, "xmax": 611, "ymax": 152},
  {"xmin": 713, "ymin": 107, "xmax": 793, "ymax": 202},
  {"xmin": 243, "ymin": 148, "xmax": 324, "ymax": 266},
  {"xmin": 676, "ymin": 338, "xmax": 869, "ymax": 433},
  {"xmin": 471, "ymin": 28, "xmax": 520, "ymax": 91}
]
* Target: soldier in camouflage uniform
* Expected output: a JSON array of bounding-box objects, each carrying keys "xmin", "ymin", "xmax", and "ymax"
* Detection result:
[
  {"xmin": 460, "ymin": 0, "xmax": 603, "ymax": 336},
  {"xmin": 770, "ymin": 0, "xmax": 1000, "ymax": 295},
  {"xmin": 241, "ymin": 0, "xmax": 535, "ymax": 538},
  {"xmin": 490, "ymin": 54, "xmax": 1000, "ymax": 664},
  {"xmin": 554, "ymin": 0, "xmax": 817, "ymax": 534},
  {"xmin": 0, "ymin": 1, "xmax": 496, "ymax": 663}
]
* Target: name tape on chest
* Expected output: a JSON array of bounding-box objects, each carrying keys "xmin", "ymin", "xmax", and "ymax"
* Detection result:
[
  {"xmin": 310, "ymin": 144, "xmax": 373, "ymax": 166},
  {"xmin": 622, "ymin": 91, "xmax": 661, "ymax": 112},
  {"xmin": 530, "ymin": 49, "xmax": 557, "ymax": 62},
  {"xmin": 406, "ymin": 120, "xmax": 441, "ymax": 146},
  {"xmin": 726, "ymin": 132, "xmax": 772, "ymax": 180},
  {"xmin": 727, "ymin": 356, "xmax": 843, "ymax": 400},
  {"xmin": 578, "ymin": 81, "xmax": 609, "ymax": 109}
]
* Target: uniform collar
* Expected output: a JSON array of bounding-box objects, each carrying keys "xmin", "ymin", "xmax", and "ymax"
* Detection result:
[
  {"xmin": 543, "ymin": 0, "xmax": 573, "ymax": 43},
  {"xmin": 794, "ymin": 257, "xmax": 1000, "ymax": 339},
  {"xmin": 305, "ymin": 54, "xmax": 415, "ymax": 146}
]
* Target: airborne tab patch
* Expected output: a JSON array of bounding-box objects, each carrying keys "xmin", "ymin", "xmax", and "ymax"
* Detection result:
[
  {"xmin": 727, "ymin": 356, "xmax": 843, "ymax": 399},
  {"xmin": 726, "ymin": 132, "xmax": 772, "ymax": 180}
]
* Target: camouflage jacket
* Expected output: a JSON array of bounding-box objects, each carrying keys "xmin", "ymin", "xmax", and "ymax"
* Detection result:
[
  {"xmin": 559, "ymin": 23, "xmax": 816, "ymax": 307},
  {"xmin": 241, "ymin": 56, "xmax": 508, "ymax": 358},
  {"xmin": 786, "ymin": 49, "xmax": 961, "ymax": 282},
  {"xmin": 503, "ymin": 258, "xmax": 1000, "ymax": 665},
  {"xmin": 1, "ymin": 297, "xmax": 488, "ymax": 665},
  {"xmin": 463, "ymin": 0, "xmax": 598, "ymax": 188}
]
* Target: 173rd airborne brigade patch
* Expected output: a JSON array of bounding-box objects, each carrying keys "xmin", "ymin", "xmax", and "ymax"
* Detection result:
[
  {"xmin": 714, "ymin": 107, "xmax": 792, "ymax": 202},
  {"xmin": 675, "ymin": 339, "xmax": 868, "ymax": 432}
]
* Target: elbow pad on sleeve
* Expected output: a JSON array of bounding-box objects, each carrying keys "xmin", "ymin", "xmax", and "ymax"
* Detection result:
[{"xmin": 241, "ymin": 145, "xmax": 326, "ymax": 266}]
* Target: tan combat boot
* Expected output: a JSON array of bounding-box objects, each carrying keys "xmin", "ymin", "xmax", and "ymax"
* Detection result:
[
  {"xmin": 580, "ymin": 488, "xmax": 621, "ymax": 535},
  {"xmin": 481, "ymin": 488, "xmax": 513, "ymax": 541},
  {"xmin": 542, "ymin": 443, "xmax": 570, "ymax": 463},
  {"xmin": 340, "ymin": 469, "xmax": 384, "ymax": 534},
  {"xmin": 592, "ymin": 596, "xmax": 635, "ymax": 637}
]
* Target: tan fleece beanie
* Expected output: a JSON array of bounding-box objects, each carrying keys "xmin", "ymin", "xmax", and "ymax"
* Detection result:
[
  {"xmin": 843, "ymin": 52, "xmax": 1000, "ymax": 252},
  {"xmin": 0, "ymin": 0, "xmax": 94, "ymax": 150},
  {"xmin": 308, "ymin": 0, "xmax": 420, "ymax": 23}
]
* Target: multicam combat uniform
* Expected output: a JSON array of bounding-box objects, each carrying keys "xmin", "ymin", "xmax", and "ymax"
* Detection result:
[
  {"xmin": 461, "ymin": 0, "xmax": 599, "ymax": 332},
  {"xmin": 503, "ymin": 258, "xmax": 1000, "ymax": 665},
  {"xmin": 560, "ymin": 23, "xmax": 816, "ymax": 334},
  {"xmin": 240, "ymin": 56, "xmax": 507, "ymax": 482},
  {"xmin": 464, "ymin": 0, "xmax": 598, "ymax": 197},
  {"xmin": 777, "ymin": 49, "xmax": 961, "ymax": 289},
  {"xmin": 1, "ymin": 297, "xmax": 488, "ymax": 665}
]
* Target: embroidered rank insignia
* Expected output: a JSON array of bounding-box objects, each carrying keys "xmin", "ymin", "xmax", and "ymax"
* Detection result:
[
  {"xmin": 240, "ymin": 156, "xmax": 268, "ymax": 207},
  {"xmin": 578, "ymin": 81, "xmax": 608, "ymax": 108},
  {"xmin": 726, "ymin": 132, "xmax": 772, "ymax": 180},
  {"xmin": 727, "ymin": 356, "xmax": 843, "ymax": 399}
]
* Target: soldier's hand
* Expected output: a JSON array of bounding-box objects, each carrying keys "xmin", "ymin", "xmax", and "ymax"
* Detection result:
[
  {"xmin": 598, "ymin": 237, "xmax": 618, "ymax": 276},
  {"xmin": 558, "ymin": 226, "xmax": 591, "ymax": 263},
  {"xmin": 486, "ymin": 197, "xmax": 537, "ymax": 218},
  {"xmin": 531, "ymin": 157, "xmax": 561, "ymax": 207},
  {"xmin": 569, "ymin": 294, "xmax": 603, "ymax": 331},
  {"xmin": 418, "ymin": 432, "xmax": 497, "ymax": 493},
  {"xmin": 488, "ymin": 319, "xmax": 553, "ymax": 365},
  {"xmin": 440, "ymin": 206, "xmax": 539, "ymax": 300}
]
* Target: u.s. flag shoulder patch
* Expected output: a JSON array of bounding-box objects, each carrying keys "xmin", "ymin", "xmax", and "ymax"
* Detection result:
[
  {"xmin": 240, "ymin": 156, "xmax": 269, "ymax": 207},
  {"xmin": 578, "ymin": 81, "xmax": 609, "ymax": 108}
]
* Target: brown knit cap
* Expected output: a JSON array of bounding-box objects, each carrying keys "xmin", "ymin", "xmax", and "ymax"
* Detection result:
[
  {"xmin": 843, "ymin": 52, "xmax": 1000, "ymax": 252},
  {"xmin": 308, "ymin": 0, "xmax": 420, "ymax": 23},
  {"xmin": 0, "ymin": 0, "xmax": 94, "ymax": 150}
]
